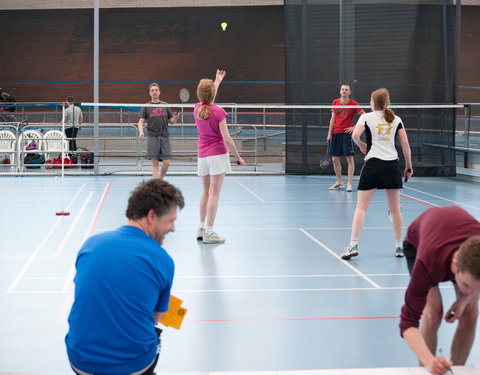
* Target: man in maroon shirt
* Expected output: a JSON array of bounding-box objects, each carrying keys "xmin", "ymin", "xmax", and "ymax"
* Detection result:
[{"xmin": 400, "ymin": 205, "xmax": 480, "ymax": 374}]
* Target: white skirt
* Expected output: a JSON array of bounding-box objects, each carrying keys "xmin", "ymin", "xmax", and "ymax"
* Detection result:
[{"xmin": 197, "ymin": 152, "xmax": 231, "ymax": 176}]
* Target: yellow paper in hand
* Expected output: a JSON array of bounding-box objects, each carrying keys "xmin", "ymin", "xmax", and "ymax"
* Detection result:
[{"xmin": 159, "ymin": 295, "xmax": 187, "ymax": 330}]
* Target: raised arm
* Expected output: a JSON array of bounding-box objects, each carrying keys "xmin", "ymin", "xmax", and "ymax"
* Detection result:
[{"xmin": 213, "ymin": 69, "xmax": 226, "ymax": 101}]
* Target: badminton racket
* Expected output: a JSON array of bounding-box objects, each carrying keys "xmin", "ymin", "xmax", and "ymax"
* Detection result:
[{"xmin": 319, "ymin": 142, "xmax": 331, "ymax": 169}]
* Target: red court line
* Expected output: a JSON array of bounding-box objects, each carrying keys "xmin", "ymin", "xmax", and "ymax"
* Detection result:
[
  {"xmin": 192, "ymin": 316, "xmax": 400, "ymax": 323},
  {"xmin": 400, "ymin": 193, "xmax": 437, "ymax": 207},
  {"xmin": 87, "ymin": 179, "xmax": 113, "ymax": 237}
]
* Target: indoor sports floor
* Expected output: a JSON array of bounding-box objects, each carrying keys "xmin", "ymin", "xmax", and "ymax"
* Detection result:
[{"xmin": 1, "ymin": 174, "xmax": 480, "ymax": 375}]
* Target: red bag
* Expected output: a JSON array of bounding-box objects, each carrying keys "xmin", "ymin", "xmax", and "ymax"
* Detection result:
[{"xmin": 52, "ymin": 156, "xmax": 75, "ymax": 169}]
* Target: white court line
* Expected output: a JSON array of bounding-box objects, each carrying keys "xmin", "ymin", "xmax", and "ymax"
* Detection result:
[
  {"xmin": 176, "ymin": 273, "xmax": 409, "ymax": 279},
  {"xmin": 299, "ymin": 228, "xmax": 382, "ymax": 289},
  {"xmin": 61, "ymin": 181, "xmax": 113, "ymax": 293},
  {"xmin": 54, "ymin": 191, "xmax": 94, "ymax": 256},
  {"xmin": 6, "ymin": 183, "xmax": 86, "ymax": 293},
  {"xmin": 238, "ymin": 182, "xmax": 266, "ymax": 202},
  {"xmin": 401, "ymin": 192, "xmax": 439, "ymax": 207},
  {"xmin": 404, "ymin": 185, "xmax": 480, "ymax": 210}
]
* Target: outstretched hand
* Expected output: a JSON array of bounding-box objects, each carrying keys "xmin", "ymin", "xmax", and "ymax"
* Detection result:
[{"xmin": 215, "ymin": 69, "xmax": 226, "ymax": 83}]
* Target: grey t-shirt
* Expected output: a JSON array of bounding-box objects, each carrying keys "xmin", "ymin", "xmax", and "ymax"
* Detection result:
[
  {"xmin": 65, "ymin": 105, "xmax": 82, "ymax": 127},
  {"xmin": 139, "ymin": 101, "xmax": 173, "ymax": 137}
]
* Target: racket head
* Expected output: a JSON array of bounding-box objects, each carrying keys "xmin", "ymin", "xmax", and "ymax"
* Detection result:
[
  {"xmin": 320, "ymin": 142, "xmax": 331, "ymax": 169},
  {"xmin": 179, "ymin": 88, "xmax": 190, "ymax": 103},
  {"xmin": 319, "ymin": 156, "xmax": 331, "ymax": 169}
]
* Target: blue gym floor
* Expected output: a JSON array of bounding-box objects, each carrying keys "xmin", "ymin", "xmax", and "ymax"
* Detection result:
[{"xmin": 1, "ymin": 174, "xmax": 480, "ymax": 374}]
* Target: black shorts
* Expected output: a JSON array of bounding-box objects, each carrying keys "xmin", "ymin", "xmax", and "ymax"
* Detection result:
[
  {"xmin": 328, "ymin": 133, "xmax": 354, "ymax": 157},
  {"xmin": 357, "ymin": 158, "xmax": 403, "ymax": 190}
]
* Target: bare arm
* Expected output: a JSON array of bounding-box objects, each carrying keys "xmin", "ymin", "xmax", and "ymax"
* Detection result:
[
  {"xmin": 352, "ymin": 121, "xmax": 367, "ymax": 154},
  {"xmin": 219, "ymin": 119, "xmax": 244, "ymax": 165},
  {"xmin": 168, "ymin": 112, "xmax": 180, "ymax": 124},
  {"xmin": 403, "ymin": 327, "xmax": 452, "ymax": 374},
  {"xmin": 327, "ymin": 112, "xmax": 335, "ymax": 142},
  {"xmin": 345, "ymin": 109, "xmax": 365, "ymax": 134},
  {"xmin": 213, "ymin": 69, "xmax": 226, "ymax": 102},
  {"xmin": 397, "ymin": 127, "xmax": 413, "ymax": 180},
  {"xmin": 137, "ymin": 118, "xmax": 145, "ymax": 139}
]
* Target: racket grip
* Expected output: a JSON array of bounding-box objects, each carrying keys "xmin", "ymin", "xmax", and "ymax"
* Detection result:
[{"xmin": 404, "ymin": 168, "xmax": 412, "ymax": 183}]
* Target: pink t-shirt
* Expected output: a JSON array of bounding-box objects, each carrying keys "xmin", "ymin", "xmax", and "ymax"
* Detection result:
[{"xmin": 194, "ymin": 103, "xmax": 228, "ymax": 158}]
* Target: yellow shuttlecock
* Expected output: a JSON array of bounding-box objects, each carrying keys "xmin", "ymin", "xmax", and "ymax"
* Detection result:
[{"xmin": 221, "ymin": 22, "xmax": 228, "ymax": 31}]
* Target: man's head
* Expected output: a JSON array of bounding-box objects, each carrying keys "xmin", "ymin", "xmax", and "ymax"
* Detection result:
[
  {"xmin": 340, "ymin": 84, "xmax": 351, "ymax": 99},
  {"xmin": 455, "ymin": 236, "xmax": 480, "ymax": 296},
  {"xmin": 148, "ymin": 83, "xmax": 161, "ymax": 101},
  {"xmin": 66, "ymin": 96, "xmax": 74, "ymax": 105},
  {"xmin": 126, "ymin": 179, "xmax": 184, "ymax": 244}
]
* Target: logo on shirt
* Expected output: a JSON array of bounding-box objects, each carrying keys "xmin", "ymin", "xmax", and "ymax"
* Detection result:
[
  {"xmin": 376, "ymin": 123, "xmax": 393, "ymax": 140},
  {"xmin": 150, "ymin": 108, "xmax": 167, "ymax": 117}
]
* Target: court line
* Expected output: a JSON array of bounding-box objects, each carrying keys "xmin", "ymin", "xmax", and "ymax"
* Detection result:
[
  {"xmin": 238, "ymin": 182, "xmax": 266, "ymax": 202},
  {"xmin": 61, "ymin": 180, "xmax": 113, "ymax": 295},
  {"xmin": 192, "ymin": 316, "xmax": 400, "ymax": 322},
  {"xmin": 58, "ymin": 180, "xmax": 114, "ymax": 322},
  {"xmin": 404, "ymin": 185, "xmax": 480, "ymax": 210},
  {"xmin": 54, "ymin": 191, "xmax": 94, "ymax": 257},
  {"xmin": 5, "ymin": 183, "xmax": 86, "ymax": 293},
  {"xmin": 299, "ymin": 229, "xmax": 382, "ymax": 289},
  {"xmin": 400, "ymin": 192, "xmax": 439, "ymax": 207},
  {"xmin": 176, "ymin": 273, "xmax": 409, "ymax": 279}
]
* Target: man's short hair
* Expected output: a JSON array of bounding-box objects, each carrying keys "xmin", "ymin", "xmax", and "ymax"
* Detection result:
[
  {"xmin": 66, "ymin": 96, "xmax": 74, "ymax": 104},
  {"xmin": 149, "ymin": 83, "xmax": 160, "ymax": 90},
  {"xmin": 457, "ymin": 235, "xmax": 480, "ymax": 279},
  {"xmin": 126, "ymin": 179, "xmax": 184, "ymax": 220}
]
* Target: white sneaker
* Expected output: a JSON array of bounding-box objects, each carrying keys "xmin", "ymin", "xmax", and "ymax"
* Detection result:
[
  {"xmin": 203, "ymin": 230, "xmax": 225, "ymax": 244},
  {"xmin": 329, "ymin": 182, "xmax": 345, "ymax": 190},
  {"xmin": 196, "ymin": 227, "xmax": 204, "ymax": 241},
  {"xmin": 346, "ymin": 183, "xmax": 353, "ymax": 192}
]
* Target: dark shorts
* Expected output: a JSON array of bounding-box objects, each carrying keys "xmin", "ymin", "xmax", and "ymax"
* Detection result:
[
  {"xmin": 357, "ymin": 158, "xmax": 403, "ymax": 190},
  {"xmin": 328, "ymin": 133, "xmax": 354, "ymax": 157},
  {"xmin": 147, "ymin": 136, "xmax": 172, "ymax": 161}
]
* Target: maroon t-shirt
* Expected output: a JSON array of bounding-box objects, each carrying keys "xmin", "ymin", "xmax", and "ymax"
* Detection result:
[{"xmin": 399, "ymin": 205, "xmax": 480, "ymax": 336}]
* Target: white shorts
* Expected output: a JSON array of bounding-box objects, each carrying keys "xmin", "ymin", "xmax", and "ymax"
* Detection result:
[{"xmin": 197, "ymin": 153, "xmax": 231, "ymax": 176}]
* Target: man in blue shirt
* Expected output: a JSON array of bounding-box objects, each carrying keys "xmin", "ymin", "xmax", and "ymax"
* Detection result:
[{"xmin": 66, "ymin": 179, "xmax": 184, "ymax": 375}]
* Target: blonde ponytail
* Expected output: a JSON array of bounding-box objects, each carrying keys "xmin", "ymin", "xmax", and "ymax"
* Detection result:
[
  {"xmin": 196, "ymin": 79, "xmax": 215, "ymax": 120},
  {"xmin": 372, "ymin": 88, "xmax": 395, "ymax": 123}
]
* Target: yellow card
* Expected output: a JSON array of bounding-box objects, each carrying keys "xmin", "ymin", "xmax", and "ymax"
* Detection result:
[{"xmin": 159, "ymin": 295, "xmax": 187, "ymax": 330}]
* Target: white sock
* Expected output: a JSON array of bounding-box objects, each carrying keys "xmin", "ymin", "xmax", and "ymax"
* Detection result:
[
  {"xmin": 199, "ymin": 222, "xmax": 205, "ymax": 229},
  {"xmin": 205, "ymin": 226, "xmax": 213, "ymax": 234},
  {"xmin": 349, "ymin": 239, "xmax": 358, "ymax": 248},
  {"xmin": 396, "ymin": 240, "xmax": 402, "ymax": 249}
]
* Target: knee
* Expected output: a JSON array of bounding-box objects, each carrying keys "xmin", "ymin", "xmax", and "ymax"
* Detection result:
[
  {"xmin": 460, "ymin": 303, "xmax": 479, "ymax": 327},
  {"xmin": 422, "ymin": 304, "xmax": 443, "ymax": 331}
]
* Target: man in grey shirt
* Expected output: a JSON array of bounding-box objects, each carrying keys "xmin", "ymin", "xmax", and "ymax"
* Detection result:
[
  {"xmin": 64, "ymin": 96, "xmax": 83, "ymax": 151},
  {"xmin": 138, "ymin": 83, "xmax": 179, "ymax": 179}
]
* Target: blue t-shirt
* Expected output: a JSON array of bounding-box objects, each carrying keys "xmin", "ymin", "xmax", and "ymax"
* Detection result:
[{"xmin": 65, "ymin": 226, "xmax": 174, "ymax": 374}]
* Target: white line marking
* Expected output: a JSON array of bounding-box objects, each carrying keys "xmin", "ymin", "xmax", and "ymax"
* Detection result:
[
  {"xmin": 61, "ymin": 181, "xmax": 112, "ymax": 294},
  {"xmin": 238, "ymin": 182, "xmax": 265, "ymax": 202},
  {"xmin": 299, "ymin": 228, "xmax": 382, "ymax": 289},
  {"xmin": 54, "ymin": 191, "xmax": 94, "ymax": 256},
  {"xmin": 403, "ymin": 186, "xmax": 480, "ymax": 210},
  {"xmin": 175, "ymin": 273, "xmax": 409, "ymax": 279},
  {"xmin": 401, "ymin": 192, "xmax": 439, "ymax": 207},
  {"xmin": 6, "ymin": 184, "xmax": 85, "ymax": 293}
]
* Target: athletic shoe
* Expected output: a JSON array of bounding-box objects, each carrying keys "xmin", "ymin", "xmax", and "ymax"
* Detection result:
[
  {"xmin": 196, "ymin": 227, "xmax": 204, "ymax": 241},
  {"xmin": 329, "ymin": 182, "xmax": 345, "ymax": 190},
  {"xmin": 203, "ymin": 230, "xmax": 225, "ymax": 244},
  {"xmin": 346, "ymin": 183, "xmax": 353, "ymax": 192},
  {"xmin": 341, "ymin": 244, "xmax": 359, "ymax": 260},
  {"xmin": 395, "ymin": 247, "xmax": 404, "ymax": 257}
]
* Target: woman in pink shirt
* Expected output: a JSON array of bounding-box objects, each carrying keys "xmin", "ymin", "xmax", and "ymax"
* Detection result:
[{"xmin": 194, "ymin": 70, "xmax": 244, "ymax": 244}]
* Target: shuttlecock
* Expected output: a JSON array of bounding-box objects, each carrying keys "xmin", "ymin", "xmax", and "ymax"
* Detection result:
[{"xmin": 221, "ymin": 22, "xmax": 228, "ymax": 31}]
